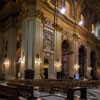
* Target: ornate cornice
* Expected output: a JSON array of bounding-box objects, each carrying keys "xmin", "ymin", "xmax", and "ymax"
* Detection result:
[
  {"xmin": 73, "ymin": 33, "xmax": 80, "ymax": 41},
  {"xmin": 52, "ymin": 23, "xmax": 63, "ymax": 32},
  {"xmin": 21, "ymin": 3, "xmax": 45, "ymax": 21}
]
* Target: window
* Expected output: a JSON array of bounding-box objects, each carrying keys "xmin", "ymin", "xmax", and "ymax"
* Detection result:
[
  {"xmin": 78, "ymin": 14, "xmax": 84, "ymax": 26},
  {"xmin": 65, "ymin": 1, "xmax": 70, "ymax": 16},
  {"xmin": 92, "ymin": 24, "xmax": 95, "ymax": 33}
]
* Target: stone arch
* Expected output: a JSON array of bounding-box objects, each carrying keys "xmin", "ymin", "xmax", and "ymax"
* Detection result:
[
  {"xmin": 90, "ymin": 50, "xmax": 96, "ymax": 79},
  {"xmin": 78, "ymin": 45, "xmax": 87, "ymax": 77},
  {"xmin": 61, "ymin": 40, "xmax": 73, "ymax": 74}
]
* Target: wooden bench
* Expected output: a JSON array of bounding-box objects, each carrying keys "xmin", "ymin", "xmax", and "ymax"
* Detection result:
[
  {"xmin": 0, "ymin": 85, "xmax": 18, "ymax": 100},
  {"xmin": 66, "ymin": 87, "xmax": 87, "ymax": 100},
  {"xmin": 7, "ymin": 82, "xmax": 34, "ymax": 100}
]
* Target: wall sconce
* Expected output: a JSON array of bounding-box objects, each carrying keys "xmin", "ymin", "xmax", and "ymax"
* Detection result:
[
  {"xmin": 21, "ymin": 51, "xmax": 25, "ymax": 64},
  {"xmin": 4, "ymin": 58, "xmax": 9, "ymax": 66},
  {"xmin": 56, "ymin": 59, "xmax": 61, "ymax": 68},
  {"xmin": 74, "ymin": 64, "xmax": 80, "ymax": 70},
  {"xmin": 21, "ymin": 56, "xmax": 25, "ymax": 64},
  {"xmin": 16, "ymin": 56, "xmax": 25, "ymax": 64},
  {"xmin": 88, "ymin": 67, "xmax": 92, "ymax": 71},
  {"xmin": 35, "ymin": 54, "xmax": 42, "ymax": 64},
  {"xmin": 18, "ymin": 57, "xmax": 21, "ymax": 64}
]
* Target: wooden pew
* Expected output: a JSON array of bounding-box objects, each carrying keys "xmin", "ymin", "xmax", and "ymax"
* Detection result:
[
  {"xmin": 7, "ymin": 82, "xmax": 34, "ymax": 100},
  {"xmin": 0, "ymin": 85, "xmax": 18, "ymax": 100},
  {"xmin": 40, "ymin": 82, "xmax": 53, "ymax": 93},
  {"xmin": 66, "ymin": 87, "xmax": 87, "ymax": 100}
]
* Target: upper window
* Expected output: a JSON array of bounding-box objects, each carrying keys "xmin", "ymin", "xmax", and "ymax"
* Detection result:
[
  {"xmin": 78, "ymin": 14, "xmax": 84, "ymax": 26},
  {"xmin": 94, "ymin": 23, "xmax": 100, "ymax": 39},
  {"xmin": 92, "ymin": 24, "xmax": 95, "ymax": 33},
  {"xmin": 65, "ymin": 1, "xmax": 70, "ymax": 16}
]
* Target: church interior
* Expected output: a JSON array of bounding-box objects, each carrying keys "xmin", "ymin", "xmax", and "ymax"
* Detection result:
[{"xmin": 0, "ymin": 0, "xmax": 100, "ymax": 100}]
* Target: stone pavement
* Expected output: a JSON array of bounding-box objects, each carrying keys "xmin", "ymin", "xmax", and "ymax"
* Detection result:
[{"xmin": 0, "ymin": 80, "xmax": 100, "ymax": 100}]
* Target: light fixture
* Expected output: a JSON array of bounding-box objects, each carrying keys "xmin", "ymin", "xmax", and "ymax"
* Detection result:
[
  {"xmin": 74, "ymin": 64, "xmax": 80, "ymax": 70},
  {"xmin": 16, "ymin": 56, "xmax": 25, "ymax": 64},
  {"xmin": 56, "ymin": 59, "xmax": 61, "ymax": 68},
  {"xmin": 78, "ymin": 20, "xmax": 83, "ymax": 25},
  {"xmin": 4, "ymin": 58, "xmax": 9, "ymax": 65},
  {"xmin": 88, "ymin": 67, "xmax": 92, "ymax": 71},
  {"xmin": 35, "ymin": 54, "xmax": 42, "ymax": 64},
  {"xmin": 18, "ymin": 57, "xmax": 21, "ymax": 64},
  {"xmin": 60, "ymin": 7, "xmax": 66, "ymax": 14}
]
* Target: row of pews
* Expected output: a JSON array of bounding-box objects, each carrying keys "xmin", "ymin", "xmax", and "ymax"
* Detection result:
[
  {"xmin": 0, "ymin": 85, "xmax": 18, "ymax": 100},
  {"xmin": 0, "ymin": 79, "xmax": 100, "ymax": 100},
  {"xmin": 0, "ymin": 83, "xmax": 34, "ymax": 100}
]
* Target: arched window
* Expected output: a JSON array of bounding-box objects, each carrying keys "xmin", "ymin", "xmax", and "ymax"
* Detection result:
[
  {"xmin": 62, "ymin": 40, "xmax": 72, "ymax": 73},
  {"xmin": 78, "ymin": 14, "xmax": 84, "ymax": 26},
  {"xmin": 92, "ymin": 24, "xmax": 95, "ymax": 33},
  {"xmin": 65, "ymin": 1, "xmax": 70, "ymax": 16},
  {"xmin": 81, "ymin": 14, "xmax": 84, "ymax": 21}
]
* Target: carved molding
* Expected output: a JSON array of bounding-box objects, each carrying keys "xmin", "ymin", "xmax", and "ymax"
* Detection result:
[
  {"xmin": 73, "ymin": 33, "xmax": 80, "ymax": 41},
  {"xmin": 52, "ymin": 23, "xmax": 63, "ymax": 32},
  {"xmin": 43, "ymin": 20, "xmax": 55, "ymax": 58},
  {"xmin": 21, "ymin": 6, "xmax": 46, "ymax": 21}
]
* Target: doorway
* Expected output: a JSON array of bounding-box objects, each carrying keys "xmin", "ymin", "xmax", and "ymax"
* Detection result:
[
  {"xmin": 78, "ymin": 46, "xmax": 86, "ymax": 78},
  {"xmin": 62, "ymin": 40, "xmax": 72, "ymax": 74},
  {"xmin": 43, "ymin": 59, "xmax": 49, "ymax": 79},
  {"xmin": 16, "ymin": 57, "xmax": 20, "ymax": 78},
  {"xmin": 90, "ymin": 51, "xmax": 96, "ymax": 79}
]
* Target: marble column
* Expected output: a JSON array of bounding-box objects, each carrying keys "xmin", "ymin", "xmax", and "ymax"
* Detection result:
[
  {"xmin": 21, "ymin": 18, "xmax": 43, "ymax": 79},
  {"xmin": 7, "ymin": 27, "xmax": 17, "ymax": 79},
  {"xmin": 0, "ymin": 32, "xmax": 3, "ymax": 79},
  {"xmin": 73, "ymin": 41, "xmax": 79, "ymax": 74},
  {"xmin": 21, "ymin": 18, "xmax": 35, "ymax": 77},
  {"xmin": 34, "ymin": 18, "xmax": 43, "ymax": 79},
  {"xmin": 54, "ymin": 31, "xmax": 62, "ymax": 78},
  {"xmin": 86, "ymin": 47, "xmax": 91, "ymax": 78}
]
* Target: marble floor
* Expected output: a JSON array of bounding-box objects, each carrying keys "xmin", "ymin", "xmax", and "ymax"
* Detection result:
[
  {"xmin": 0, "ymin": 80, "xmax": 100, "ymax": 100},
  {"xmin": 34, "ymin": 89, "xmax": 98, "ymax": 100}
]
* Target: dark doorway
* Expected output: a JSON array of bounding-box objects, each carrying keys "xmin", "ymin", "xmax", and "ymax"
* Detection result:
[
  {"xmin": 90, "ymin": 51, "xmax": 96, "ymax": 79},
  {"xmin": 43, "ymin": 59, "xmax": 49, "ymax": 79},
  {"xmin": 44, "ymin": 68, "xmax": 48, "ymax": 79},
  {"xmin": 16, "ymin": 57, "xmax": 20, "ymax": 78},
  {"xmin": 78, "ymin": 46, "xmax": 86, "ymax": 78},
  {"xmin": 62, "ymin": 40, "xmax": 72, "ymax": 74},
  {"xmin": 16, "ymin": 63, "xmax": 20, "ymax": 78}
]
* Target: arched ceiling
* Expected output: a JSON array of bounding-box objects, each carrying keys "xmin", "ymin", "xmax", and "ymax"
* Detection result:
[
  {"xmin": 0, "ymin": 0, "xmax": 100, "ymax": 23},
  {"xmin": 50, "ymin": 0, "xmax": 100, "ymax": 23}
]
